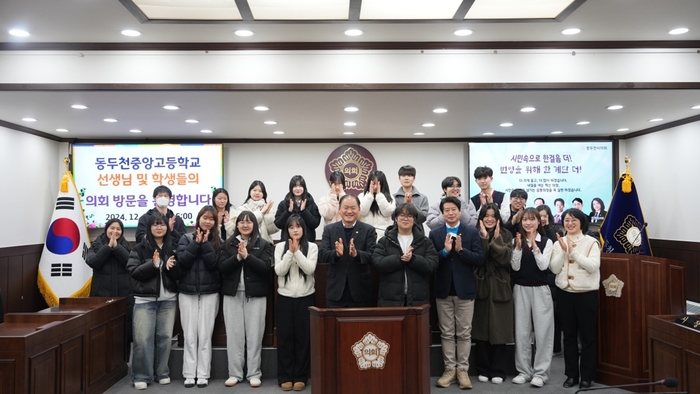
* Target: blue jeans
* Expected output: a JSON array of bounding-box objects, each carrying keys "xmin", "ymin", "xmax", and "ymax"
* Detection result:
[{"xmin": 132, "ymin": 300, "xmax": 177, "ymax": 383}]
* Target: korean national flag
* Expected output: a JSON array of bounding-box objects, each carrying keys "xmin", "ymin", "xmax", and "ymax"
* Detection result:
[{"xmin": 37, "ymin": 170, "xmax": 92, "ymax": 306}]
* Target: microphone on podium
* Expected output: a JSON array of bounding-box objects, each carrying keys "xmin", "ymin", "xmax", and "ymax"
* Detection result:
[{"xmin": 574, "ymin": 377, "xmax": 679, "ymax": 393}]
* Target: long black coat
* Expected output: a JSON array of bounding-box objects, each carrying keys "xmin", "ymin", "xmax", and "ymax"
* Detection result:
[
  {"xmin": 86, "ymin": 233, "xmax": 133, "ymax": 298},
  {"xmin": 218, "ymin": 237, "xmax": 273, "ymax": 298}
]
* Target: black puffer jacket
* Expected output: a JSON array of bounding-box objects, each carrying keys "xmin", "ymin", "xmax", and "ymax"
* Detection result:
[
  {"xmin": 86, "ymin": 233, "xmax": 133, "ymax": 297},
  {"xmin": 126, "ymin": 238, "xmax": 180, "ymax": 297},
  {"xmin": 274, "ymin": 194, "xmax": 321, "ymax": 242},
  {"xmin": 218, "ymin": 237, "xmax": 273, "ymax": 298},
  {"xmin": 372, "ymin": 224, "xmax": 439, "ymax": 306},
  {"xmin": 176, "ymin": 233, "xmax": 221, "ymax": 295}
]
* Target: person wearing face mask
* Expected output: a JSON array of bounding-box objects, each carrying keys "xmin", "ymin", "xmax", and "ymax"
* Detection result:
[
  {"xmin": 318, "ymin": 171, "xmax": 347, "ymax": 227},
  {"xmin": 86, "ymin": 218, "xmax": 134, "ymax": 349},
  {"xmin": 136, "ymin": 185, "xmax": 187, "ymax": 244},
  {"xmin": 427, "ymin": 176, "xmax": 478, "ymax": 230}
]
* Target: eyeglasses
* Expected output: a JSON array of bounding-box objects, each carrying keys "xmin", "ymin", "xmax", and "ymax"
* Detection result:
[
  {"xmin": 447, "ymin": 185, "xmax": 461, "ymax": 189},
  {"xmin": 511, "ymin": 196, "xmax": 526, "ymax": 201},
  {"xmin": 397, "ymin": 214, "xmax": 415, "ymax": 220},
  {"xmin": 151, "ymin": 223, "xmax": 167, "ymax": 228}
]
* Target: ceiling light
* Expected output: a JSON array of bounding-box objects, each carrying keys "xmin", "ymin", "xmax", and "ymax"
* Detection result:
[
  {"xmin": 551, "ymin": 131, "xmax": 564, "ymax": 134},
  {"xmin": 185, "ymin": 119, "xmax": 199, "ymax": 123},
  {"xmin": 264, "ymin": 120, "xmax": 277, "ymax": 125},
  {"xmin": 520, "ymin": 107, "xmax": 536, "ymax": 112},
  {"xmin": 607, "ymin": 105, "xmax": 624, "ymax": 110},
  {"xmin": 254, "ymin": 106, "xmax": 269, "ymax": 111},
  {"xmin": 22, "ymin": 117, "xmax": 36, "ymax": 122},
  {"xmin": 56, "ymin": 128, "xmax": 69, "ymax": 133},
  {"xmin": 103, "ymin": 118, "xmax": 118, "ymax": 122},
  {"xmin": 649, "ymin": 118, "xmax": 663, "ymax": 122},
  {"xmin": 235, "ymin": 30, "xmax": 254, "ymax": 37},
  {"xmin": 562, "ymin": 28, "xmax": 581, "ymax": 35},
  {"xmin": 343, "ymin": 131, "xmax": 355, "ymax": 135},
  {"xmin": 121, "ymin": 30, "xmax": 141, "ymax": 37},
  {"xmin": 453, "ymin": 29, "xmax": 473, "ymax": 37},
  {"xmin": 129, "ymin": 129, "xmax": 142, "ymax": 133},
  {"xmin": 9, "ymin": 29, "xmax": 30, "ymax": 37},
  {"xmin": 345, "ymin": 29, "xmax": 363, "ymax": 37},
  {"xmin": 576, "ymin": 121, "xmax": 590, "ymax": 125},
  {"xmin": 617, "ymin": 128, "xmax": 629, "ymax": 132},
  {"xmin": 344, "ymin": 122, "xmax": 357, "ymax": 127},
  {"xmin": 71, "ymin": 104, "xmax": 88, "ymax": 109},
  {"xmin": 692, "ymin": 104, "xmax": 700, "ymax": 109},
  {"xmin": 482, "ymin": 132, "xmax": 494, "ymax": 136},
  {"xmin": 163, "ymin": 105, "xmax": 179, "ymax": 110},
  {"xmin": 500, "ymin": 122, "xmax": 513, "ymax": 127},
  {"xmin": 669, "ymin": 28, "xmax": 689, "ymax": 35},
  {"xmin": 344, "ymin": 106, "xmax": 359, "ymax": 112},
  {"xmin": 422, "ymin": 123, "xmax": 435, "ymax": 127},
  {"xmin": 273, "ymin": 131, "xmax": 285, "ymax": 135},
  {"xmin": 433, "ymin": 108, "xmax": 448, "ymax": 114},
  {"xmin": 200, "ymin": 129, "xmax": 213, "ymax": 134},
  {"xmin": 413, "ymin": 132, "xmax": 425, "ymax": 136}
]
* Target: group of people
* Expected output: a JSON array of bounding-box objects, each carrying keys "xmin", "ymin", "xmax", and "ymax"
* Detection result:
[{"xmin": 85, "ymin": 164, "xmax": 601, "ymax": 392}]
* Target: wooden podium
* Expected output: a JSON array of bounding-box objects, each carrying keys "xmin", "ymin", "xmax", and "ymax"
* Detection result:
[
  {"xmin": 309, "ymin": 305, "xmax": 430, "ymax": 394},
  {"xmin": 597, "ymin": 254, "xmax": 686, "ymax": 390}
]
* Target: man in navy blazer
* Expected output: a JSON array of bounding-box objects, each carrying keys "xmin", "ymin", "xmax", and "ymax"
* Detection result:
[
  {"xmin": 320, "ymin": 194, "xmax": 377, "ymax": 307},
  {"xmin": 429, "ymin": 196, "xmax": 484, "ymax": 389}
]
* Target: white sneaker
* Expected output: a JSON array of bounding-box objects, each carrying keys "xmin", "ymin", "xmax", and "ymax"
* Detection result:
[
  {"xmin": 225, "ymin": 378, "xmax": 238, "ymax": 387},
  {"xmin": 134, "ymin": 382, "xmax": 147, "ymax": 390},
  {"xmin": 512, "ymin": 374, "xmax": 529, "ymax": 384},
  {"xmin": 491, "ymin": 377, "xmax": 503, "ymax": 384},
  {"xmin": 184, "ymin": 378, "xmax": 195, "ymax": 388},
  {"xmin": 158, "ymin": 378, "xmax": 170, "ymax": 385},
  {"xmin": 250, "ymin": 377, "xmax": 262, "ymax": 387},
  {"xmin": 530, "ymin": 376, "xmax": 544, "ymax": 388},
  {"xmin": 196, "ymin": 378, "xmax": 208, "ymax": 388},
  {"xmin": 477, "ymin": 375, "xmax": 489, "ymax": 383}
]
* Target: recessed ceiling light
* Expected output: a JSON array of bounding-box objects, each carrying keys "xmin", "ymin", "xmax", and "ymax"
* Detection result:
[
  {"xmin": 129, "ymin": 129, "xmax": 142, "ymax": 133},
  {"xmin": 343, "ymin": 131, "xmax": 355, "ymax": 135},
  {"xmin": 551, "ymin": 131, "xmax": 564, "ymax": 134},
  {"xmin": 200, "ymin": 129, "xmax": 213, "ymax": 134},
  {"xmin": 163, "ymin": 105, "xmax": 179, "ymax": 110},
  {"xmin": 482, "ymin": 132, "xmax": 494, "ymax": 136},
  {"xmin": 22, "ymin": 117, "xmax": 37, "ymax": 122},
  {"xmin": 264, "ymin": 120, "xmax": 277, "ymax": 125},
  {"xmin": 562, "ymin": 28, "xmax": 581, "ymax": 35},
  {"xmin": 103, "ymin": 118, "xmax": 118, "ymax": 122},
  {"xmin": 71, "ymin": 104, "xmax": 88, "ymax": 109},
  {"xmin": 607, "ymin": 105, "xmax": 624, "ymax": 110},
  {"xmin": 413, "ymin": 132, "xmax": 425, "ymax": 136},
  {"xmin": 344, "ymin": 106, "xmax": 359, "ymax": 112},
  {"xmin": 433, "ymin": 108, "xmax": 448, "ymax": 114},
  {"xmin": 344, "ymin": 122, "xmax": 357, "ymax": 127},
  {"xmin": 500, "ymin": 122, "xmax": 513, "ymax": 127},
  {"xmin": 617, "ymin": 128, "xmax": 629, "ymax": 132},
  {"xmin": 669, "ymin": 28, "xmax": 689, "ymax": 35},
  {"xmin": 121, "ymin": 30, "xmax": 141, "ymax": 37},
  {"xmin": 273, "ymin": 131, "xmax": 285, "ymax": 135},
  {"xmin": 520, "ymin": 107, "xmax": 536, "ymax": 112},
  {"xmin": 235, "ymin": 30, "xmax": 254, "ymax": 37},
  {"xmin": 9, "ymin": 29, "xmax": 30, "ymax": 37},
  {"xmin": 454, "ymin": 29, "xmax": 473, "ymax": 37},
  {"xmin": 345, "ymin": 29, "xmax": 363, "ymax": 37},
  {"xmin": 254, "ymin": 106, "xmax": 269, "ymax": 111},
  {"xmin": 185, "ymin": 119, "xmax": 199, "ymax": 123},
  {"xmin": 649, "ymin": 118, "xmax": 663, "ymax": 122},
  {"xmin": 576, "ymin": 121, "xmax": 590, "ymax": 125},
  {"xmin": 56, "ymin": 128, "xmax": 69, "ymax": 133},
  {"xmin": 692, "ymin": 105, "xmax": 700, "ymax": 110},
  {"xmin": 422, "ymin": 123, "xmax": 435, "ymax": 128}
]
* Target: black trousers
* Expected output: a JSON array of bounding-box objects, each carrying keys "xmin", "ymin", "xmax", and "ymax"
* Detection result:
[
  {"xmin": 326, "ymin": 282, "xmax": 371, "ymax": 308},
  {"xmin": 276, "ymin": 294, "xmax": 314, "ymax": 385},
  {"xmin": 557, "ymin": 288, "xmax": 598, "ymax": 382},
  {"xmin": 474, "ymin": 340, "xmax": 508, "ymax": 379}
]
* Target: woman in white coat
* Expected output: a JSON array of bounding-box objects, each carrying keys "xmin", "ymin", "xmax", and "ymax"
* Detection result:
[
  {"xmin": 359, "ymin": 170, "xmax": 396, "ymax": 238},
  {"xmin": 232, "ymin": 180, "xmax": 279, "ymax": 244}
]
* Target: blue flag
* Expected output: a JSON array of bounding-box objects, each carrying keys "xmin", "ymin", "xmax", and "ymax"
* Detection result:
[{"xmin": 599, "ymin": 163, "xmax": 652, "ymax": 256}]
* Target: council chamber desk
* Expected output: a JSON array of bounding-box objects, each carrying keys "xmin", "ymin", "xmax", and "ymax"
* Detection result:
[{"xmin": 0, "ymin": 297, "xmax": 127, "ymax": 394}]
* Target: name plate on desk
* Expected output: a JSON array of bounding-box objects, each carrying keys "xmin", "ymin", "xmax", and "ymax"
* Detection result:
[{"xmin": 674, "ymin": 314, "xmax": 700, "ymax": 331}]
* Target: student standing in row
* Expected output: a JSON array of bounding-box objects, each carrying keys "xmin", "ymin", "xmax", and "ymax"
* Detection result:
[
  {"xmin": 318, "ymin": 170, "xmax": 346, "ymax": 227},
  {"xmin": 427, "ymin": 176, "xmax": 478, "ymax": 230},
  {"xmin": 275, "ymin": 175, "xmax": 321, "ymax": 242},
  {"xmin": 393, "ymin": 165, "xmax": 429, "ymax": 227},
  {"xmin": 136, "ymin": 185, "xmax": 186, "ymax": 244},
  {"xmin": 213, "ymin": 188, "xmax": 235, "ymax": 241},
  {"xmin": 359, "ymin": 170, "xmax": 396, "ymax": 239},
  {"xmin": 234, "ymin": 180, "xmax": 279, "ymax": 244},
  {"xmin": 470, "ymin": 166, "xmax": 510, "ymax": 220}
]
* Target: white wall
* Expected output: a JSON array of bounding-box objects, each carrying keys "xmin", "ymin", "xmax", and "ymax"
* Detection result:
[
  {"xmin": 623, "ymin": 121, "xmax": 700, "ymax": 242},
  {"xmin": 0, "ymin": 127, "xmax": 62, "ymax": 247}
]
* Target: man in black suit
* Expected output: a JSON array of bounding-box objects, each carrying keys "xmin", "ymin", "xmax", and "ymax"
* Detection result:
[{"xmin": 320, "ymin": 194, "xmax": 377, "ymax": 307}]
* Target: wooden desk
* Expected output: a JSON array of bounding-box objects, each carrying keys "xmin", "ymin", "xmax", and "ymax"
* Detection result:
[{"xmin": 648, "ymin": 314, "xmax": 700, "ymax": 393}]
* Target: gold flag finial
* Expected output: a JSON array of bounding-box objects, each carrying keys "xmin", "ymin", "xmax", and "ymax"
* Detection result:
[
  {"xmin": 622, "ymin": 156, "xmax": 633, "ymax": 193},
  {"xmin": 60, "ymin": 157, "xmax": 71, "ymax": 193}
]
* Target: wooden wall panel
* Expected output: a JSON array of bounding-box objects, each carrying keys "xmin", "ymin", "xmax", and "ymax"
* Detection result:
[
  {"xmin": 0, "ymin": 244, "xmax": 47, "ymax": 314},
  {"xmin": 651, "ymin": 239, "xmax": 700, "ymax": 303}
]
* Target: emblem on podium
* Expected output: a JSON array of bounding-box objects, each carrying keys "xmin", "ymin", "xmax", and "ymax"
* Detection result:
[
  {"xmin": 602, "ymin": 274, "xmax": 625, "ymax": 298},
  {"xmin": 351, "ymin": 332, "xmax": 390, "ymax": 370}
]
